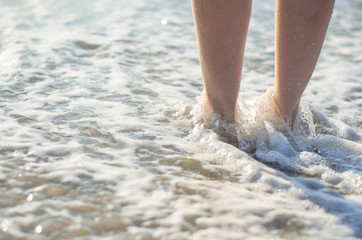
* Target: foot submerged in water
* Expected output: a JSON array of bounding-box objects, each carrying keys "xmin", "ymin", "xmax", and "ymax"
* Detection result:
[{"xmin": 190, "ymin": 88, "xmax": 360, "ymax": 153}]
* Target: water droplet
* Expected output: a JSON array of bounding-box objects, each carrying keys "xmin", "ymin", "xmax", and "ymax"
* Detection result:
[
  {"xmin": 27, "ymin": 193, "xmax": 34, "ymax": 202},
  {"xmin": 1, "ymin": 219, "xmax": 9, "ymax": 232},
  {"xmin": 17, "ymin": 173, "xmax": 22, "ymax": 178},
  {"xmin": 34, "ymin": 225, "xmax": 42, "ymax": 234},
  {"xmin": 13, "ymin": 150, "xmax": 18, "ymax": 157},
  {"xmin": 160, "ymin": 19, "xmax": 168, "ymax": 25}
]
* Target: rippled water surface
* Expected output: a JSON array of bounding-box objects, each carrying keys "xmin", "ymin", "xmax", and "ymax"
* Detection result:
[{"xmin": 0, "ymin": 0, "xmax": 362, "ymax": 239}]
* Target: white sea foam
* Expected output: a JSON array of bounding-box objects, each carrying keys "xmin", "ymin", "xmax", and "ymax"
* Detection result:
[{"xmin": 0, "ymin": 0, "xmax": 361, "ymax": 239}]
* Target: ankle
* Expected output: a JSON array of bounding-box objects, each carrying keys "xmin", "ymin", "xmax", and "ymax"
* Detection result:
[
  {"xmin": 210, "ymin": 102, "xmax": 236, "ymax": 123},
  {"xmin": 201, "ymin": 91, "xmax": 236, "ymax": 123},
  {"xmin": 272, "ymin": 93, "xmax": 294, "ymax": 126}
]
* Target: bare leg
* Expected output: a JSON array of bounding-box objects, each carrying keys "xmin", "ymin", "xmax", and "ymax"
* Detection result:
[
  {"xmin": 274, "ymin": 0, "xmax": 335, "ymax": 124},
  {"xmin": 192, "ymin": 0, "xmax": 252, "ymax": 123}
]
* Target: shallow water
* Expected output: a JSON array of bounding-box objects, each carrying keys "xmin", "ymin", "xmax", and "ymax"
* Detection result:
[{"xmin": 0, "ymin": 0, "xmax": 361, "ymax": 239}]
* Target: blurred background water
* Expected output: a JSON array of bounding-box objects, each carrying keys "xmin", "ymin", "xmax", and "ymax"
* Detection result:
[{"xmin": 0, "ymin": 0, "xmax": 361, "ymax": 239}]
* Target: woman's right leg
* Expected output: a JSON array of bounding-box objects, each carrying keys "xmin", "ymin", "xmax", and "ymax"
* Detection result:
[{"xmin": 192, "ymin": 0, "xmax": 252, "ymax": 123}]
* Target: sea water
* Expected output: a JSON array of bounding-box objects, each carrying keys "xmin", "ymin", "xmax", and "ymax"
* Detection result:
[{"xmin": 0, "ymin": 0, "xmax": 361, "ymax": 239}]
